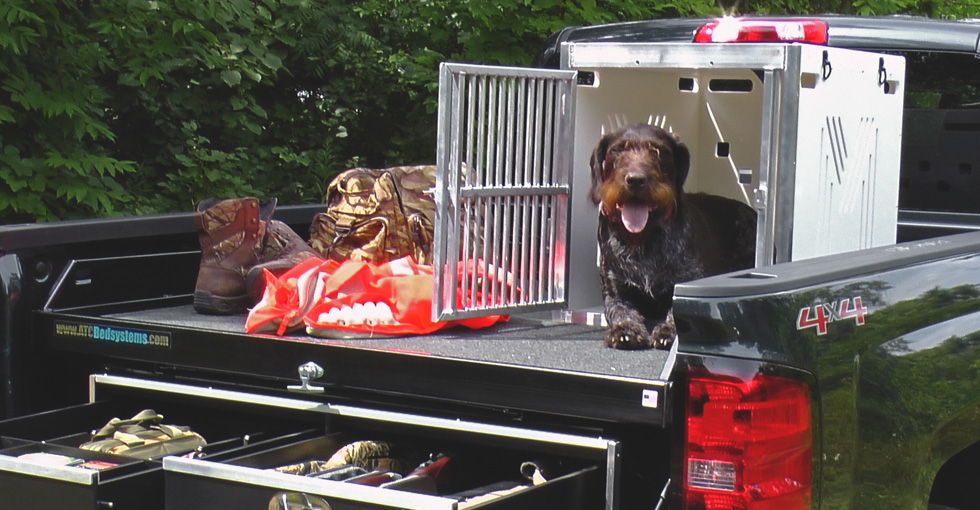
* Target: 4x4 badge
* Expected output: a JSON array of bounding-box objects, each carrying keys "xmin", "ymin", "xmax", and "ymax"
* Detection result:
[{"xmin": 796, "ymin": 297, "xmax": 867, "ymax": 335}]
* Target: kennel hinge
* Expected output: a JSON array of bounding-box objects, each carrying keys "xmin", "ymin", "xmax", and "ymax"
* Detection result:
[{"xmin": 753, "ymin": 185, "xmax": 768, "ymax": 209}]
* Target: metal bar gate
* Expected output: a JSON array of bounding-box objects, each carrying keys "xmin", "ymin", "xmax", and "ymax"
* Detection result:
[{"xmin": 433, "ymin": 63, "xmax": 577, "ymax": 321}]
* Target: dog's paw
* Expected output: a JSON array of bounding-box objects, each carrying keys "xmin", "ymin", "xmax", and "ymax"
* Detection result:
[
  {"xmin": 605, "ymin": 321, "xmax": 654, "ymax": 350},
  {"xmin": 651, "ymin": 320, "xmax": 676, "ymax": 349}
]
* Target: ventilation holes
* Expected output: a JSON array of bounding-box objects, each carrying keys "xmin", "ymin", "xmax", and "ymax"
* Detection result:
[
  {"xmin": 716, "ymin": 142, "xmax": 731, "ymax": 157},
  {"xmin": 708, "ymin": 79, "xmax": 753, "ymax": 92}
]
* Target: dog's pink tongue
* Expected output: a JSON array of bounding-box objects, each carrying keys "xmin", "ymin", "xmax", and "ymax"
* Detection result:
[{"xmin": 620, "ymin": 203, "xmax": 650, "ymax": 233}]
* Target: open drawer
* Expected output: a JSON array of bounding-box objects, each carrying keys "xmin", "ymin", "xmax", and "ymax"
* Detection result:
[
  {"xmin": 3, "ymin": 374, "xmax": 619, "ymax": 509},
  {"xmin": 156, "ymin": 382, "xmax": 619, "ymax": 509},
  {"xmin": 164, "ymin": 412, "xmax": 613, "ymax": 510},
  {"xmin": 0, "ymin": 379, "xmax": 321, "ymax": 510}
]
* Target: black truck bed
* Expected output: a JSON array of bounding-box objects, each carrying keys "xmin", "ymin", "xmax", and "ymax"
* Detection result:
[
  {"xmin": 38, "ymin": 303, "xmax": 672, "ymax": 426},
  {"xmin": 6, "ymin": 209, "xmax": 671, "ymax": 426}
]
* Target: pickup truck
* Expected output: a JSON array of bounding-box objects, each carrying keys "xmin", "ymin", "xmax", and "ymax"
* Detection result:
[{"xmin": 1, "ymin": 13, "xmax": 979, "ymax": 510}]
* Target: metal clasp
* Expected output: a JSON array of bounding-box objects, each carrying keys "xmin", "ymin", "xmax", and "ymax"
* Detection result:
[{"xmin": 287, "ymin": 362, "xmax": 325, "ymax": 393}]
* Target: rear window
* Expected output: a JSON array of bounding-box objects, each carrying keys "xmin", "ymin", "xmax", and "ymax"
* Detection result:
[{"xmin": 897, "ymin": 51, "xmax": 980, "ymax": 213}]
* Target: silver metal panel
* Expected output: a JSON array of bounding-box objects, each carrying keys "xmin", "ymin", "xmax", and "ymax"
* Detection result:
[
  {"xmin": 434, "ymin": 63, "xmax": 576, "ymax": 321},
  {"xmin": 789, "ymin": 45, "xmax": 904, "ymax": 260},
  {"xmin": 772, "ymin": 46, "xmax": 802, "ymax": 264},
  {"xmin": 564, "ymin": 42, "xmax": 790, "ymax": 70},
  {"xmin": 329, "ymin": 404, "xmax": 615, "ymax": 451},
  {"xmin": 898, "ymin": 210, "xmax": 980, "ymax": 231},
  {"xmin": 90, "ymin": 374, "xmax": 331, "ymax": 412},
  {"xmin": 760, "ymin": 64, "xmax": 789, "ymax": 266},
  {"xmin": 0, "ymin": 455, "xmax": 99, "ymax": 485},
  {"xmin": 91, "ymin": 375, "xmax": 615, "ymax": 452},
  {"xmin": 605, "ymin": 441, "xmax": 622, "ymax": 510}
]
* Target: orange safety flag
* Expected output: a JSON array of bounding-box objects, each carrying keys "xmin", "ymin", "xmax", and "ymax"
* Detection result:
[{"xmin": 245, "ymin": 257, "xmax": 509, "ymax": 337}]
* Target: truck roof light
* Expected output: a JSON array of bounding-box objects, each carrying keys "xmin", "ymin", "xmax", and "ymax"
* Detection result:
[
  {"xmin": 694, "ymin": 18, "xmax": 828, "ymax": 45},
  {"xmin": 684, "ymin": 370, "xmax": 812, "ymax": 510}
]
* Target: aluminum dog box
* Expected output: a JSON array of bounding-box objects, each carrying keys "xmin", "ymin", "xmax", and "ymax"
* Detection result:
[{"xmin": 434, "ymin": 42, "xmax": 905, "ymax": 320}]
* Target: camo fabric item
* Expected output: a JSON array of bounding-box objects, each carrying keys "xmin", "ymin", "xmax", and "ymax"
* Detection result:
[
  {"xmin": 79, "ymin": 409, "xmax": 206, "ymax": 459},
  {"xmin": 325, "ymin": 440, "xmax": 413, "ymax": 474},
  {"xmin": 272, "ymin": 440, "xmax": 412, "ymax": 476},
  {"xmin": 273, "ymin": 460, "xmax": 334, "ymax": 476},
  {"xmin": 310, "ymin": 165, "xmax": 435, "ymax": 265}
]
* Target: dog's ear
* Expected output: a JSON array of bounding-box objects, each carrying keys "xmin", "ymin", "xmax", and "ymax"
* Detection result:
[
  {"xmin": 588, "ymin": 133, "xmax": 612, "ymax": 206},
  {"xmin": 672, "ymin": 140, "xmax": 691, "ymax": 190}
]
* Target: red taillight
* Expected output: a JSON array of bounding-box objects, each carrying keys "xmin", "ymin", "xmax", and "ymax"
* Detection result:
[
  {"xmin": 694, "ymin": 19, "xmax": 828, "ymax": 45},
  {"xmin": 684, "ymin": 371, "xmax": 812, "ymax": 510}
]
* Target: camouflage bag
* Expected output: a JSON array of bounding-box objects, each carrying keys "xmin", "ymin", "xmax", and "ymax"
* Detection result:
[
  {"xmin": 310, "ymin": 165, "xmax": 435, "ymax": 265},
  {"xmin": 79, "ymin": 409, "xmax": 207, "ymax": 460}
]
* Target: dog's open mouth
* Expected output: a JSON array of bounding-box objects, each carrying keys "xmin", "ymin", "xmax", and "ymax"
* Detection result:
[{"xmin": 617, "ymin": 202, "xmax": 654, "ymax": 233}]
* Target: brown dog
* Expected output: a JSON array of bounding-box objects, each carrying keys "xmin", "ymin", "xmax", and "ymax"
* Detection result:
[{"xmin": 589, "ymin": 124, "xmax": 756, "ymax": 349}]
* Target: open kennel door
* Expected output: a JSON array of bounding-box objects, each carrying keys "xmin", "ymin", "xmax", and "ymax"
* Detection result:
[{"xmin": 432, "ymin": 63, "xmax": 578, "ymax": 322}]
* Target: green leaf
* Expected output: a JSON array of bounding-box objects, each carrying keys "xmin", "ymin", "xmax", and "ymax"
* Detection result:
[
  {"xmin": 171, "ymin": 19, "xmax": 186, "ymax": 35},
  {"xmin": 244, "ymin": 69, "xmax": 262, "ymax": 83},
  {"xmin": 261, "ymin": 53, "xmax": 282, "ymax": 71},
  {"xmin": 174, "ymin": 153, "xmax": 194, "ymax": 167},
  {"xmin": 248, "ymin": 103, "xmax": 268, "ymax": 119},
  {"xmin": 7, "ymin": 178, "xmax": 27, "ymax": 192},
  {"xmin": 220, "ymin": 69, "xmax": 242, "ymax": 86}
]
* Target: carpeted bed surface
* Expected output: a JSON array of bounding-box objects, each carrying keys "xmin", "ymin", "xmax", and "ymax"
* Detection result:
[{"xmin": 109, "ymin": 306, "xmax": 672, "ymax": 382}]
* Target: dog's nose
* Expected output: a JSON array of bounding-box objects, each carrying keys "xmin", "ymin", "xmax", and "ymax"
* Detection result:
[{"xmin": 625, "ymin": 173, "xmax": 647, "ymax": 188}]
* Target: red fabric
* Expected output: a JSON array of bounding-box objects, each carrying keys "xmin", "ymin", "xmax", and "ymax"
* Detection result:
[
  {"xmin": 245, "ymin": 257, "xmax": 509, "ymax": 337},
  {"xmin": 245, "ymin": 257, "xmax": 324, "ymax": 336}
]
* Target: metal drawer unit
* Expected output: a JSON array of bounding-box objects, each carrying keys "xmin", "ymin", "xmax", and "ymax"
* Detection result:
[
  {"xmin": 0, "ymin": 376, "xmax": 319, "ymax": 510},
  {"xmin": 2, "ymin": 375, "xmax": 620, "ymax": 510}
]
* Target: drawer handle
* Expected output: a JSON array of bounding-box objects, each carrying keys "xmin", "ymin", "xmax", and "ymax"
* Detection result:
[{"xmin": 287, "ymin": 361, "xmax": 325, "ymax": 393}]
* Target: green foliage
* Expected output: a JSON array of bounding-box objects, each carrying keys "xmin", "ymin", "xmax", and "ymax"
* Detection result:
[
  {"xmin": 0, "ymin": 1, "xmax": 134, "ymax": 220},
  {"xmin": 2, "ymin": 0, "xmax": 979, "ymax": 222}
]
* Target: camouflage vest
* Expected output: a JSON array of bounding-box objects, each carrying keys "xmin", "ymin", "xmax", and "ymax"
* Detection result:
[{"xmin": 310, "ymin": 165, "xmax": 435, "ymax": 265}]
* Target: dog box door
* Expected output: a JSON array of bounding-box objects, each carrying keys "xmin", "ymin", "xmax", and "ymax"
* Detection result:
[{"xmin": 432, "ymin": 63, "xmax": 577, "ymax": 321}]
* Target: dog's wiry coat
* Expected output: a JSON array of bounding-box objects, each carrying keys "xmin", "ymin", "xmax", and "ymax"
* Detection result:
[{"xmin": 590, "ymin": 124, "xmax": 756, "ymax": 349}]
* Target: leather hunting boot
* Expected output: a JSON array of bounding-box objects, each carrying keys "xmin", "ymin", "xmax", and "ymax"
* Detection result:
[
  {"xmin": 245, "ymin": 218, "xmax": 323, "ymax": 303},
  {"xmin": 193, "ymin": 197, "xmax": 274, "ymax": 314}
]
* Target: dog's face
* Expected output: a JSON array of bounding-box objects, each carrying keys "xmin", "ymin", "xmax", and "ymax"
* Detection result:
[{"xmin": 589, "ymin": 124, "xmax": 690, "ymax": 235}]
